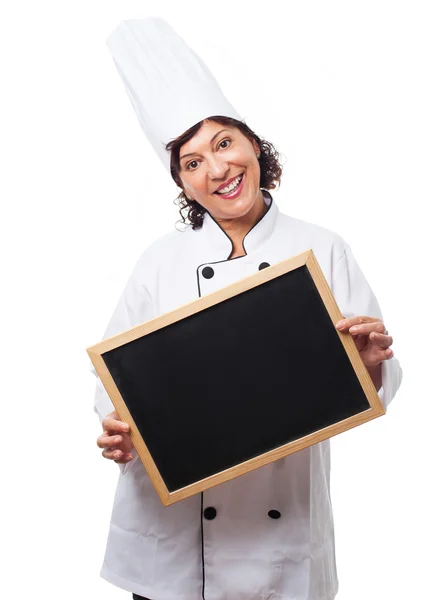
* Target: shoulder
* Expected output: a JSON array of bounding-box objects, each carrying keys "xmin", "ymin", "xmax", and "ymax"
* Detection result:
[
  {"xmin": 277, "ymin": 209, "xmax": 348, "ymax": 263},
  {"xmin": 127, "ymin": 224, "xmax": 196, "ymax": 285},
  {"xmin": 135, "ymin": 225, "xmax": 192, "ymax": 264}
]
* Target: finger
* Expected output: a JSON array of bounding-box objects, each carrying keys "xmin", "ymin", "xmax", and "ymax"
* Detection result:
[
  {"xmin": 102, "ymin": 417, "xmax": 130, "ymax": 434},
  {"xmin": 97, "ymin": 434, "xmax": 123, "ymax": 449},
  {"xmin": 363, "ymin": 346, "xmax": 394, "ymax": 366},
  {"xmin": 369, "ymin": 332, "xmax": 393, "ymax": 348},
  {"xmin": 336, "ymin": 316, "xmax": 381, "ymax": 331},
  {"xmin": 372, "ymin": 348, "xmax": 394, "ymax": 362},
  {"xmin": 102, "ymin": 448, "xmax": 125, "ymax": 460},
  {"xmin": 349, "ymin": 321, "xmax": 386, "ymax": 336},
  {"xmin": 114, "ymin": 453, "xmax": 133, "ymax": 464}
]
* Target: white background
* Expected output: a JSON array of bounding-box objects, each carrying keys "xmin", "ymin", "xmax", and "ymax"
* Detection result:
[{"xmin": 2, "ymin": 1, "xmax": 441, "ymax": 598}]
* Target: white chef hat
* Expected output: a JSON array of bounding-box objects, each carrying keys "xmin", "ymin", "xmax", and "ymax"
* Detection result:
[{"xmin": 106, "ymin": 17, "xmax": 243, "ymax": 172}]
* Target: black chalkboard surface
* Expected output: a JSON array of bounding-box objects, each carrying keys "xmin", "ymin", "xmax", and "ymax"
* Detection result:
[{"xmin": 87, "ymin": 250, "xmax": 384, "ymax": 506}]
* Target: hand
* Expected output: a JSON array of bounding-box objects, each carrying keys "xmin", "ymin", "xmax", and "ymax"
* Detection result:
[
  {"xmin": 336, "ymin": 316, "xmax": 394, "ymax": 368},
  {"xmin": 97, "ymin": 410, "xmax": 134, "ymax": 464}
]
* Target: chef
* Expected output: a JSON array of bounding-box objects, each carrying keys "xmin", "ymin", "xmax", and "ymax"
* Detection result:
[{"xmin": 92, "ymin": 17, "xmax": 403, "ymax": 600}]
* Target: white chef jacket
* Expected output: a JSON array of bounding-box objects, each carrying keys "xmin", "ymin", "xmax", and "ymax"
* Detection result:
[{"xmin": 91, "ymin": 190, "xmax": 402, "ymax": 600}]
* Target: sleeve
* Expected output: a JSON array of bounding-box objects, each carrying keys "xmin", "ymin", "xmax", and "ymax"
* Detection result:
[
  {"xmin": 89, "ymin": 254, "xmax": 155, "ymax": 474},
  {"xmin": 331, "ymin": 242, "xmax": 403, "ymax": 410}
]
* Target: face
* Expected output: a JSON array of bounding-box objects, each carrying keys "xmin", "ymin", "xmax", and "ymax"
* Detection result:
[{"xmin": 178, "ymin": 120, "xmax": 262, "ymax": 222}]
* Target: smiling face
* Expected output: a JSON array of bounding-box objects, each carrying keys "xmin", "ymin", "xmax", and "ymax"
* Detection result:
[{"xmin": 178, "ymin": 120, "xmax": 263, "ymax": 222}]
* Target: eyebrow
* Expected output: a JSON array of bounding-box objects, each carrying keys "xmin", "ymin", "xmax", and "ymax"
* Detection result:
[{"xmin": 179, "ymin": 129, "xmax": 230, "ymax": 162}]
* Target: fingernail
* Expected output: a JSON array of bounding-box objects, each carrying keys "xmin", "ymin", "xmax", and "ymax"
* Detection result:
[
  {"xmin": 114, "ymin": 451, "xmax": 122, "ymax": 458},
  {"xmin": 336, "ymin": 320, "xmax": 345, "ymax": 329},
  {"xmin": 350, "ymin": 326, "xmax": 360, "ymax": 332},
  {"xmin": 122, "ymin": 424, "xmax": 129, "ymax": 431}
]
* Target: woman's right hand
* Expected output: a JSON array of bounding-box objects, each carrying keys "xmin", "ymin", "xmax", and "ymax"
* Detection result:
[{"xmin": 97, "ymin": 410, "xmax": 134, "ymax": 463}]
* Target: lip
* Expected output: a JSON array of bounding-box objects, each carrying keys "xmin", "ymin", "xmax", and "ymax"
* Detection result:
[{"xmin": 214, "ymin": 173, "xmax": 244, "ymax": 193}]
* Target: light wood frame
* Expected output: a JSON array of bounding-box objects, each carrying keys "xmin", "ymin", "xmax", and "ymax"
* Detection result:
[{"xmin": 87, "ymin": 249, "xmax": 385, "ymax": 506}]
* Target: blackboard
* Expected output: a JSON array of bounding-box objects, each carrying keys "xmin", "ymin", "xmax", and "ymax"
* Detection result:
[{"xmin": 87, "ymin": 250, "xmax": 384, "ymax": 506}]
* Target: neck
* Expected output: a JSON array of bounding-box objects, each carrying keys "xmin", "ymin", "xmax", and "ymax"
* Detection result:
[{"xmin": 215, "ymin": 191, "xmax": 267, "ymax": 258}]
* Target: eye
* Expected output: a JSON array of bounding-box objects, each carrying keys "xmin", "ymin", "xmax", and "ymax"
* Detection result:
[
  {"xmin": 186, "ymin": 159, "xmax": 200, "ymax": 171},
  {"xmin": 218, "ymin": 138, "xmax": 231, "ymax": 149}
]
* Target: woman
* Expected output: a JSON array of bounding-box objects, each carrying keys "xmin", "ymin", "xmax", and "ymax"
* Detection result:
[{"xmin": 92, "ymin": 18, "xmax": 402, "ymax": 600}]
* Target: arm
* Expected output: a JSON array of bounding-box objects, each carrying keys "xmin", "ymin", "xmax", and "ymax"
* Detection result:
[
  {"xmin": 90, "ymin": 253, "xmax": 155, "ymax": 474},
  {"xmin": 331, "ymin": 243, "xmax": 403, "ymax": 409}
]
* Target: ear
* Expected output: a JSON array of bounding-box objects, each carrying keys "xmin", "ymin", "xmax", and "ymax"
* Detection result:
[
  {"xmin": 180, "ymin": 182, "xmax": 188, "ymax": 198},
  {"xmin": 181, "ymin": 183, "xmax": 193, "ymax": 202},
  {"xmin": 252, "ymin": 139, "xmax": 261, "ymax": 156},
  {"xmin": 176, "ymin": 172, "xmax": 191, "ymax": 200}
]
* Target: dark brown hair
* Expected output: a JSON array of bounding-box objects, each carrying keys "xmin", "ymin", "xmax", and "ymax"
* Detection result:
[{"xmin": 165, "ymin": 115, "xmax": 284, "ymax": 229}]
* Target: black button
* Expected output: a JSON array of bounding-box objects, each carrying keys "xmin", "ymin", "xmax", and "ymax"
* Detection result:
[
  {"xmin": 202, "ymin": 266, "xmax": 215, "ymax": 279},
  {"xmin": 204, "ymin": 507, "xmax": 217, "ymax": 520},
  {"xmin": 259, "ymin": 262, "xmax": 270, "ymax": 270},
  {"xmin": 268, "ymin": 510, "xmax": 281, "ymax": 519}
]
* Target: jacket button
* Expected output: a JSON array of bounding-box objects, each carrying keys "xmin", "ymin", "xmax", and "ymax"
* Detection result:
[
  {"xmin": 268, "ymin": 510, "xmax": 281, "ymax": 519},
  {"xmin": 203, "ymin": 507, "xmax": 217, "ymax": 520},
  {"xmin": 202, "ymin": 266, "xmax": 215, "ymax": 279},
  {"xmin": 259, "ymin": 262, "xmax": 270, "ymax": 270}
]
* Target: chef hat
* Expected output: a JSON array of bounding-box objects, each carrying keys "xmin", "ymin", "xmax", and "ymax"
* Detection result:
[{"xmin": 106, "ymin": 17, "xmax": 243, "ymax": 172}]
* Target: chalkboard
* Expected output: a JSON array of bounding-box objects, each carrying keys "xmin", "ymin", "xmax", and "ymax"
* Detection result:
[{"xmin": 87, "ymin": 250, "xmax": 384, "ymax": 506}]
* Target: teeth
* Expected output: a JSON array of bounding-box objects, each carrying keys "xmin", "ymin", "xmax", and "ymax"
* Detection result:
[{"xmin": 217, "ymin": 174, "xmax": 242, "ymax": 194}]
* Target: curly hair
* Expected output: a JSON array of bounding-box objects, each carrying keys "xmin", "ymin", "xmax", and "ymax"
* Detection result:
[{"xmin": 165, "ymin": 115, "xmax": 284, "ymax": 230}]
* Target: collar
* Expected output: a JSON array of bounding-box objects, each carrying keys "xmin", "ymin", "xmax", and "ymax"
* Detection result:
[{"xmin": 199, "ymin": 190, "xmax": 278, "ymax": 260}]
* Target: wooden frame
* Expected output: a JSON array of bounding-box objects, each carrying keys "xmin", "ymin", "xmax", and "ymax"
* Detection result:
[{"xmin": 87, "ymin": 249, "xmax": 385, "ymax": 506}]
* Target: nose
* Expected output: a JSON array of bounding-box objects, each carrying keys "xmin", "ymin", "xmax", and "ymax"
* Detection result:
[{"xmin": 207, "ymin": 155, "xmax": 229, "ymax": 180}]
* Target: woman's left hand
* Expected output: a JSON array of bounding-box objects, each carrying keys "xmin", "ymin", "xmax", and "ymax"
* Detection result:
[{"xmin": 335, "ymin": 316, "xmax": 394, "ymax": 368}]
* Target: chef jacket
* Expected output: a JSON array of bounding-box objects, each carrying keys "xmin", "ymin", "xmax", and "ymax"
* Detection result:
[{"xmin": 91, "ymin": 190, "xmax": 402, "ymax": 600}]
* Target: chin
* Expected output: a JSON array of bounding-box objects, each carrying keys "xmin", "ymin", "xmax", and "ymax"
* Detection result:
[
  {"xmin": 217, "ymin": 197, "xmax": 256, "ymax": 219},
  {"xmin": 202, "ymin": 178, "xmax": 261, "ymax": 219}
]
